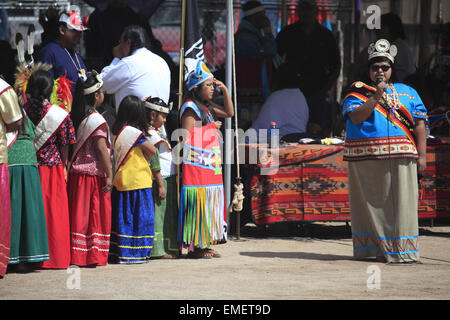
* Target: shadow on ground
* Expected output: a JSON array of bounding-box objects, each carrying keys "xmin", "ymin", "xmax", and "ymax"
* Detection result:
[
  {"xmin": 239, "ymin": 251, "xmax": 351, "ymax": 261},
  {"xmin": 235, "ymin": 221, "xmax": 352, "ymax": 240},
  {"xmin": 230, "ymin": 218, "xmax": 450, "ymax": 240}
]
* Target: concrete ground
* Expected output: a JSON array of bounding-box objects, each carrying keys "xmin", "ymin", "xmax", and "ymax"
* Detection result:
[{"xmin": 1, "ymin": 220, "xmax": 450, "ymax": 301}]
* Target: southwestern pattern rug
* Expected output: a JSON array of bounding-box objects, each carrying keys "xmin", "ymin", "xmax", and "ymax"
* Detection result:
[
  {"xmin": 251, "ymin": 144, "xmax": 350, "ymax": 225},
  {"xmin": 250, "ymin": 141, "xmax": 449, "ymax": 226},
  {"xmin": 421, "ymin": 138, "xmax": 450, "ymax": 219}
]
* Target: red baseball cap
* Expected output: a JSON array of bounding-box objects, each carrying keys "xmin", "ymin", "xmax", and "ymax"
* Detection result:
[{"xmin": 59, "ymin": 10, "xmax": 88, "ymax": 31}]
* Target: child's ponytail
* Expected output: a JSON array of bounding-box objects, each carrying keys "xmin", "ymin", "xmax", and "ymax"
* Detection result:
[
  {"xmin": 71, "ymin": 71, "xmax": 102, "ymax": 132},
  {"xmin": 25, "ymin": 69, "xmax": 54, "ymax": 110}
]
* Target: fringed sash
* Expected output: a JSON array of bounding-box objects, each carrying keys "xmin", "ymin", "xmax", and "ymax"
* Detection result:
[{"xmin": 179, "ymin": 184, "xmax": 225, "ymax": 248}]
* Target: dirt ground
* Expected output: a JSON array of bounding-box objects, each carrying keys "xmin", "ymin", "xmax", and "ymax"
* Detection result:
[{"xmin": 1, "ymin": 219, "xmax": 450, "ymax": 301}]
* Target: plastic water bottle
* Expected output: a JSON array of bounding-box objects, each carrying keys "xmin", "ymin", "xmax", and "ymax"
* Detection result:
[
  {"xmin": 425, "ymin": 118, "xmax": 430, "ymax": 138},
  {"xmin": 268, "ymin": 122, "xmax": 278, "ymax": 149}
]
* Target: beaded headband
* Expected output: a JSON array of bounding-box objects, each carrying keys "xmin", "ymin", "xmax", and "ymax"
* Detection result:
[
  {"xmin": 83, "ymin": 72, "xmax": 103, "ymax": 95},
  {"xmin": 144, "ymin": 100, "xmax": 173, "ymax": 114},
  {"xmin": 368, "ymin": 39, "xmax": 397, "ymax": 63}
]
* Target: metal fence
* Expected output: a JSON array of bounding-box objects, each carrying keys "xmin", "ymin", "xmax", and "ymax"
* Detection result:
[{"xmin": 150, "ymin": 1, "xmax": 353, "ymax": 68}]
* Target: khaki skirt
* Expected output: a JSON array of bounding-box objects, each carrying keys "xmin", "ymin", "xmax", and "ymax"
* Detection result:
[{"xmin": 348, "ymin": 158, "xmax": 420, "ymax": 263}]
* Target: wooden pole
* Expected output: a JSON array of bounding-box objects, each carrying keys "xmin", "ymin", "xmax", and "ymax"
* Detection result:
[
  {"xmin": 177, "ymin": 0, "xmax": 187, "ymax": 207},
  {"xmin": 229, "ymin": 0, "xmax": 241, "ymax": 240},
  {"xmin": 281, "ymin": 0, "xmax": 287, "ymax": 28},
  {"xmin": 225, "ymin": 0, "xmax": 233, "ymax": 236},
  {"xmin": 178, "ymin": 0, "xmax": 187, "ymax": 112},
  {"xmin": 419, "ymin": 0, "xmax": 431, "ymax": 70},
  {"xmin": 353, "ymin": 0, "xmax": 361, "ymax": 64}
]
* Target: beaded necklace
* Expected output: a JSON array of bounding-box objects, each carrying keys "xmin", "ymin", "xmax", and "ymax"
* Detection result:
[
  {"xmin": 384, "ymin": 84, "xmax": 401, "ymax": 124},
  {"xmin": 64, "ymin": 48, "xmax": 85, "ymax": 78}
]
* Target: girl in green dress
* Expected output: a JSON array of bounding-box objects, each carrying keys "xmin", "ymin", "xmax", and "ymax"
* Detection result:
[
  {"xmin": 7, "ymin": 111, "xmax": 49, "ymax": 272},
  {"xmin": 144, "ymin": 97, "xmax": 179, "ymax": 259}
]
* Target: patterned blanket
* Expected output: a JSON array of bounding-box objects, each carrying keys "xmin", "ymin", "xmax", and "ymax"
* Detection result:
[
  {"xmin": 251, "ymin": 141, "xmax": 450, "ymax": 225},
  {"xmin": 421, "ymin": 138, "xmax": 450, "ymax": 219}
]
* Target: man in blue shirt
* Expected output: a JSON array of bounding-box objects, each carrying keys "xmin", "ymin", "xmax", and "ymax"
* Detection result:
[{"xmin": 36, "ymin": 8, "xmax": 87, "ymax": 95}]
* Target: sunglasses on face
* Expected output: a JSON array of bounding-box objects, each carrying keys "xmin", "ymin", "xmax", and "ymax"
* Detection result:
[{"xmin": 371, "ymin": 64, "xmax": 391, "ymax": 72}]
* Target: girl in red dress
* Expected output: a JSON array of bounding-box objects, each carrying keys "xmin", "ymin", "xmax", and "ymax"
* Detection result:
[
  {"xmin": 24, "ymin": 70, "xmax": 76, "ymax": 269},
  {"xmin": 68, "ymin": 71, "xmax": 112, "ymax": 266}
]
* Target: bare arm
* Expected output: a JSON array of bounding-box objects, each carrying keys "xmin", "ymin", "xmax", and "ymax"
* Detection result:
[
  {"xmin": 181, "ymin": 108, "xmax": 199, "ymax": 133},
  {"xmin": 93, "ymin": 136, "xmax": 113, "ymax": 193},
  {"xmin": 5, "ymin": 118, "xmax": 23, "ymax": 132},
  {"xmin": 210, "ymin": 79, "xmax": 234, "ymax": 119},
  {"xmin": 60, "ymin": 145, "xmax": 69, "ymax": 181},
  {"xmin": 140, "ymin": 140, "xmax": 157, "ymax": 160},
  {"xmin": 60, "ymin": 145, "xmax": 69, "ymax": 168},
  {"xmin": 413, "ymin": 118, "xmax": 427, "ymax": 174},
  {"xmin": 152, "ymin": 170, "xmax": 166, "ymax": 200}
]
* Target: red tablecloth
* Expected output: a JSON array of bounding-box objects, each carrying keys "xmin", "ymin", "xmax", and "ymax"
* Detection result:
[
  {"xmin": 250, "ymin": 139, "xmax": 450, "ymax": 225},
  {"xmin": 421, "ymin": 138, "xmax": 450, "ymax": 219}
]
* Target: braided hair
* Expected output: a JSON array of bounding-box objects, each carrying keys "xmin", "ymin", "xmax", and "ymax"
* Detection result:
[
  {"xmin": 25, "ymin": 69, "xmax": 54, "ymax": 110},
  {"xmin": 183, "ymin": 83, "xmax": 215, "ymax": 125},
  {"xmin": 71, "ymin": 70, "xmax": 102, "ymax": 131}
]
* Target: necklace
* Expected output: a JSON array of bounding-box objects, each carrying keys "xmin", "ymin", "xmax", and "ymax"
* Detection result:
[
  {"xmin": 388, "ymin": 84, "xmax": 401, "ymax": 109},
  {"xmin": 384, "ymin": 84, "xmax": 401, "ymax": 125},
  {"xmin": 64, "ymin": 48, "xmax": 85, "ymax": 78}
]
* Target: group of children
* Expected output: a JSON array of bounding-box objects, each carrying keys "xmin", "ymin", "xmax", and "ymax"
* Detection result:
[{"xmin": 1, "ymin": 58, "xmax": 233, "ymax": 276}]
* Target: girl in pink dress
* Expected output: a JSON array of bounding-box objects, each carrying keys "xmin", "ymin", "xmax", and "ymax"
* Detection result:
[
  {"xmin": 67, "ymin": 71, "xmax": 112, "ymax": 266},
  {"xmin": 0, "ymin": 78, "xmax": 23, "ymax": 277}
]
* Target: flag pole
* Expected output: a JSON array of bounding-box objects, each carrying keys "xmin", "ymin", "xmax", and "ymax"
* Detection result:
[
  {"xmin": 178, "ymin": 0, "xmax": 186, "ymax": 110},
  {"xmin": 177, "ymin": 0, "xmax": 187, "ymax": 207},
  {"xmin": 224, "ymin": 0, "xmax": 233, "ymax": 232},
  {"xmin": 229, "ymin": 0, "xmax": 242, "ymax": 240}
]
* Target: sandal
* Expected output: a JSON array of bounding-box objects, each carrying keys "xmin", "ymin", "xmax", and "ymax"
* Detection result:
[
  {"xmin": 8, "ymin": 263, "xmax": 34, "ymax": 273},
  {"xmin": 204, "ymin": 248, "xmax": 221, "ymax": 258},
  {"xmin": 152, "ymin": 253, "xmax": 178, "ymax": 260},
  {"xmin": 187, "ymin": 249, "xmax": 213, "ymax": 259}
]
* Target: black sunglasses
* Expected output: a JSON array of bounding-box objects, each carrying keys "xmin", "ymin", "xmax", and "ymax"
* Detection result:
[{"xmin": 371, "ymin": 64, "xmax": 391, "ymax": 72}]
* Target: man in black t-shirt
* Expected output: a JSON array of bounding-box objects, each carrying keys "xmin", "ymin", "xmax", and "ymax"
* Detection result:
[{"xmin": 276, "ymin": 0, "xmax": 340, "ymax": 134}]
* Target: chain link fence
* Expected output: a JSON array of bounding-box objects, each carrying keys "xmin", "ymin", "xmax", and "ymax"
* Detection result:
[{"xmin": 150, "ymin": 1, "xmax": 352, "ymax": 68}]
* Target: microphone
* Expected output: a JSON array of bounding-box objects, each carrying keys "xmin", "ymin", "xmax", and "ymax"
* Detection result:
[{"xmin": 376, "ymin": 77, "xmax": 384, "ymax": 84}]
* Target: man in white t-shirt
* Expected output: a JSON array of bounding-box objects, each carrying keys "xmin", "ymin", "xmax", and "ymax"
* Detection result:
[{"xmin": 101, "ymin": 25, "xmax": 171, "ymax": 112}]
